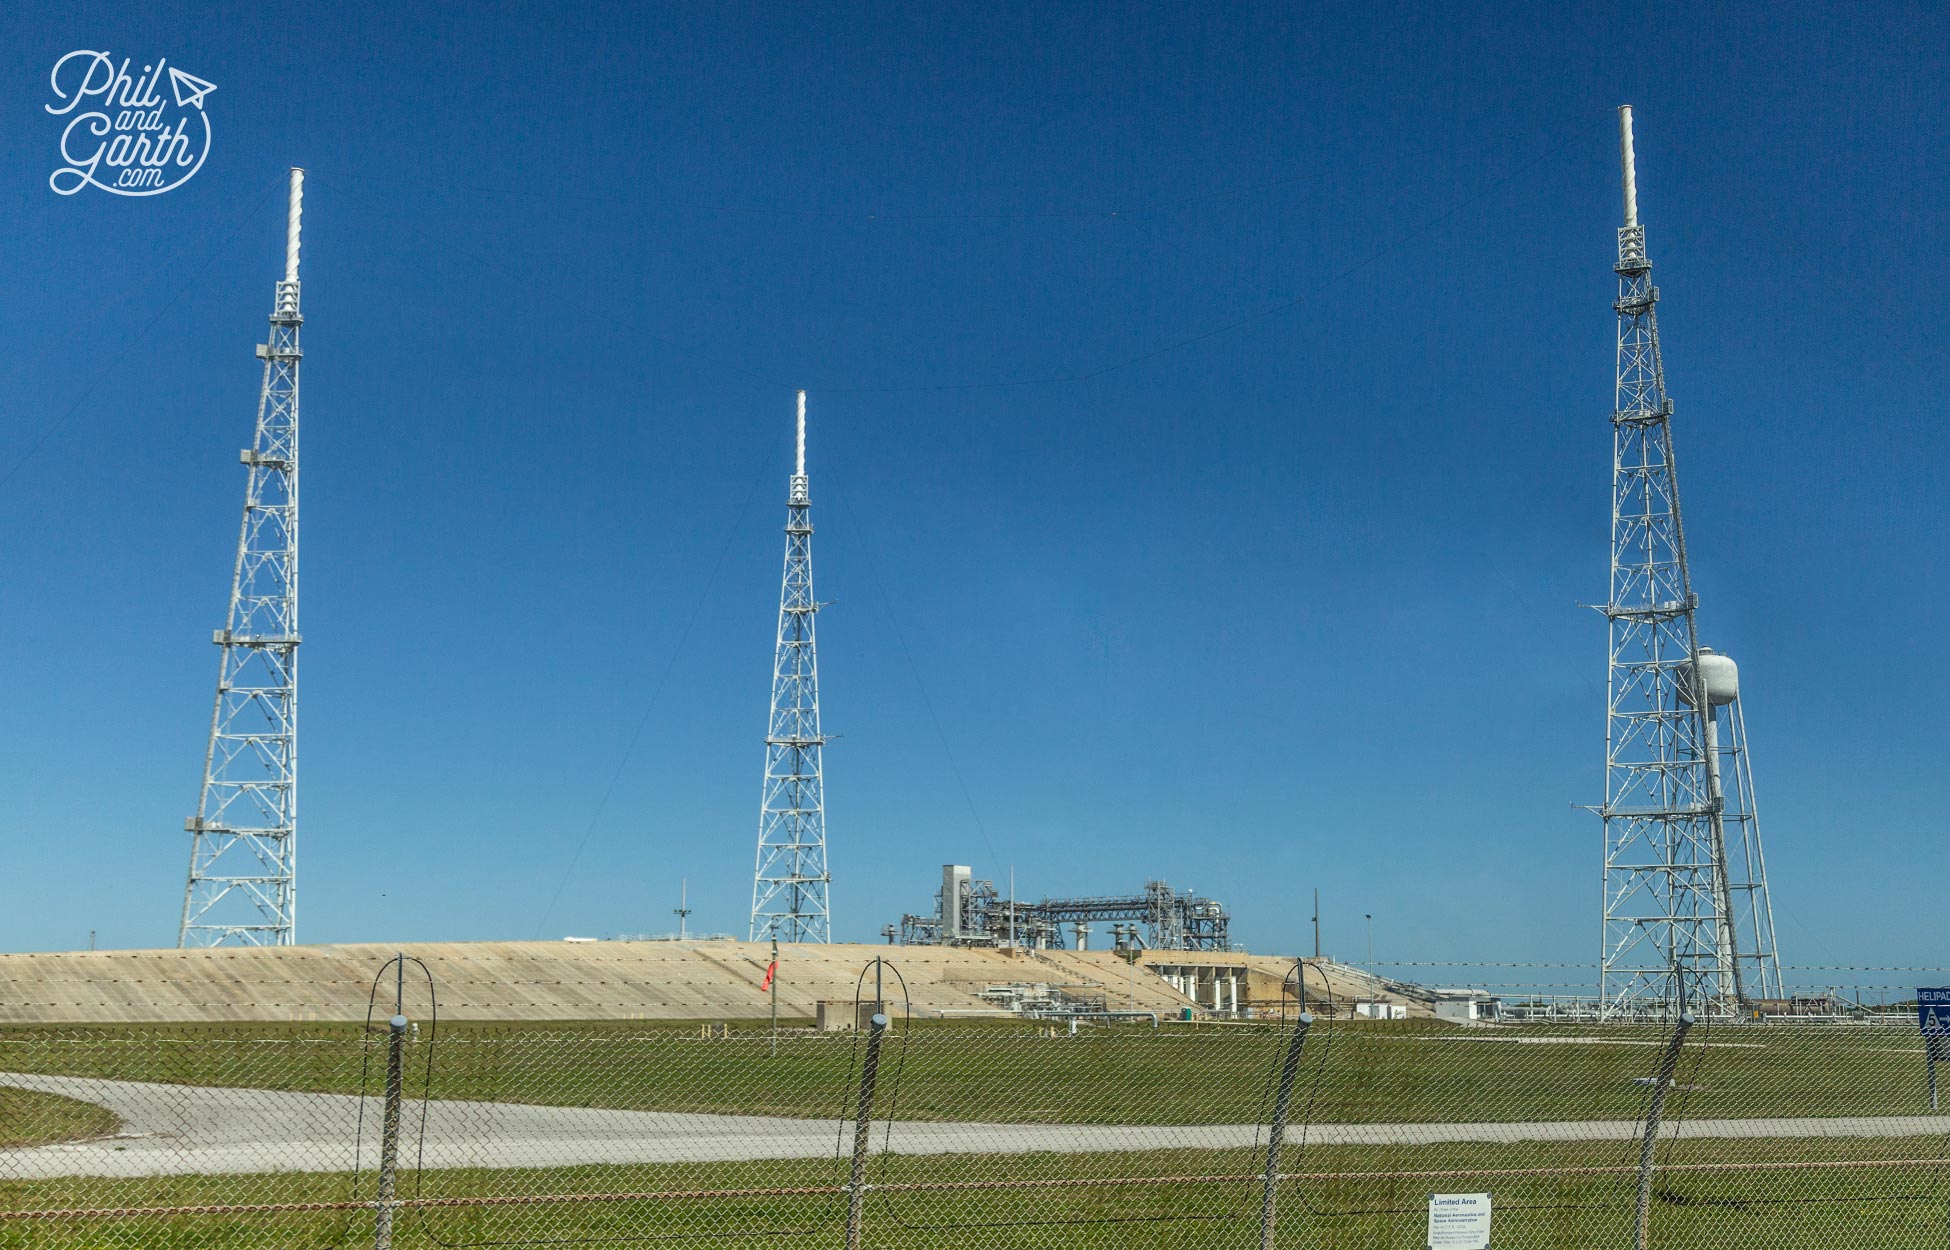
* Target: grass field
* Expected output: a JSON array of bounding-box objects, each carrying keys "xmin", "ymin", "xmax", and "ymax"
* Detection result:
[
  {"xmin": 3, "ymin": 1018, "xmax": 1943, "ymax": 1247},
  {"xmin": 0, "ymin": 1089, "xmax": 115, "ymax": 1149},
  {"xmin": 1, "ymin": 1138, "xmax": 1944, "ymax": 1249},
  {"xmin": 0, "ymin": 1016, "xmax": 1932, "ymax": 1126}
]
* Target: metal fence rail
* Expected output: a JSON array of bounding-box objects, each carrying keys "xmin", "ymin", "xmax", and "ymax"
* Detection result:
[{"xmin": 2, "ymin": 957, "xmax": 1946, "ymax": 1248}]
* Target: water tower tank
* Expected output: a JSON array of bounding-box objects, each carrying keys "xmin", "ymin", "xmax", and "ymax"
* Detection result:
[{"xmin": 1677, "ymin": 648, "xmax": 1739, "ymax": 708}]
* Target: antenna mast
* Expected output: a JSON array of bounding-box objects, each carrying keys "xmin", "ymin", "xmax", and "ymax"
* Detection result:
[
  {"xmin": 179, "ymin": 167, "xmax": 306, "ymax": 946},
  {"xmin": 1597, "ymin": 111, "xmax": 1781, "ymax": 1014},
  {"xmin": 750, "ymin": 390, "xmax": 832, "ymax": 942}
]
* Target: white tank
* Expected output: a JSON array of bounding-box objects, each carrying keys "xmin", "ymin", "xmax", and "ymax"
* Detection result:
[{"xmin": 1677, "ymin": 648, "xmax": 1739, "ymax": 707}]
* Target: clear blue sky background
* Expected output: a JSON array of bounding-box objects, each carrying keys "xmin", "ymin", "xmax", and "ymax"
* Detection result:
[{"xmin": 0, "ymin": 2, "xmax": 1941, "ymax": 967}]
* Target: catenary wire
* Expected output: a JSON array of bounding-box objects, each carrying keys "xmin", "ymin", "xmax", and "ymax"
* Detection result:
[{"xmin": 0, "ymin": 171, "xmax": 284, "ymax": 495}]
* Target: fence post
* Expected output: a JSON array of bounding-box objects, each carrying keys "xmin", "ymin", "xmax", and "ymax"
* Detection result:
[
  {"xmin": 1633, "ymin": 1011, "xmax": 1694, "ymax": 1250},
  {"xmin": 1259, "ymin": 1011, "xmax": 1315, "ymax": 1249},
  {"xmin": 374, "ymin": 1012, "xmax": 408, "ymax": 1250},
  {"xmin": 845, "ymin": 1011, "xmax": 890, "ymax": 1250}
]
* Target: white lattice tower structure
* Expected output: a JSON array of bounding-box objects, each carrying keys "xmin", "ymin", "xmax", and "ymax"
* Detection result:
[
  {"xmin": 179, "ymin": 168, "xmax": 306, "ymax": 946},
  {"xmin": 750, "ymin": 390, "xmax": 832, "ymax": 942},
  {"xmin": 1598, "ymin": 111, "xmax": 1781, "ymax": 1014}
]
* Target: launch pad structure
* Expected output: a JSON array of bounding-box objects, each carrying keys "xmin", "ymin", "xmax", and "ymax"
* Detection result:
[
  {"xmin": 897, "ymin": 866, "xmax": 1232, "ymax": 952},
  {"xmin": 142, "ymin": 110, "xmax": 1804, "ymax": 995}
]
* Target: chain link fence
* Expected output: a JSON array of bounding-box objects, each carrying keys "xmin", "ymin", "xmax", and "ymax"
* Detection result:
[{"xmin": 3, "ymin": 956, "xmax": 1946, "ymax": 1248}]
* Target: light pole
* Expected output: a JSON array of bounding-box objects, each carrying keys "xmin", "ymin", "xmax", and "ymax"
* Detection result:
[{"xmin": 1365, "ymin": 914, "xmax": 1373, "ymax": 969}]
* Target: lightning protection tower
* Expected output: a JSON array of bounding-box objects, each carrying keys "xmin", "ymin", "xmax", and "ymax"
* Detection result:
[
  {"xmin": 750, "ymin": 390, "xmax": 832, "ymax": 942},
  {"xmin": 1597, "ymin": 110, "xmax": 1781, "ymax": 1015},
  {"xmin": 178, "ymin": 168, "xmax": 307, "ymax": 947}
]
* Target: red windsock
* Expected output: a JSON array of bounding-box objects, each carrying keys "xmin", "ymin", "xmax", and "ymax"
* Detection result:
[{"xmin": 760, "ymin": 960, "xmax": 777, "ymax": 991}]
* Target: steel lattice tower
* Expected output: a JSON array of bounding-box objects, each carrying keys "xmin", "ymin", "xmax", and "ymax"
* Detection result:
[
  {"xmin": 1598, "ymin": 111, "xmax": 1781, "ymax": 1015},
  {"xmin": 178, "ymin": 168, "xmax": 307, "ymax": 947},
  {"xmin": 750, "ymin": 390, "xmax": 832, "ymax": 942}
]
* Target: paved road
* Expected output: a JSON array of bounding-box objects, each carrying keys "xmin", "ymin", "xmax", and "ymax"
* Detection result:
[{"xmin": 3, "ymin": 1073, "xmax": 1946, "ymax": 1179}]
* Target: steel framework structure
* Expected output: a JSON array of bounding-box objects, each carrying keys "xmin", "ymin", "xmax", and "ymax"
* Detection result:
[
  {"xmin": 1597, "ymin": 111, "xmax": 1780, "ymax": 1014},
  {"xmin": 899, "ymin": 876, "xmax": 1231, "ymax": 952},
  {"xmin": 750, "ymin": 391, "xmax": 832, "ymax": 942},
  {"xmin": 179, "ymin": 168, "xmax": 307, "ymax": 946}
]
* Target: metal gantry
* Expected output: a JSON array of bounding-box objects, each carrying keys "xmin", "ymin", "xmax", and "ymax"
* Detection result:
[
  {"xmin": 750, "ymin": 390, "xmax": 832, "ymax": 942},
  {"xmin": 898, "ymin": 871, "xmax": 1232, "ymax": 952},
  {"xmin": 178, "ymin": 168, "xmax": 307, "ymax": 947},
  {"xmin": 1597, "ymin": 110, "xmax": 1780, "ymax": 1015}
]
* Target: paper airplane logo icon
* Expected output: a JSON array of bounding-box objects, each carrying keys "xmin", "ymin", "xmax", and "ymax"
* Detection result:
[{"xmin": 167, "ymin": 66, "xmax": 216, "ymax": 110}]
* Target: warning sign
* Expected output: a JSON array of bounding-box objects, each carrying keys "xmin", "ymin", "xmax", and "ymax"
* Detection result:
[{"xmin": 1427, "ymin": 1192, "xmax": 1491, "ymax": 1249}]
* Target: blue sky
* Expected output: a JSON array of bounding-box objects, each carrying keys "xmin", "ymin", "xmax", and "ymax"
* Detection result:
[{"xmin": 0, "ymin": 2, "xmax": 1942, "ymax": 968}]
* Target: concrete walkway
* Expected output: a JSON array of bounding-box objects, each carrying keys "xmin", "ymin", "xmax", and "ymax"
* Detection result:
[{"xmin": 3, "ymin": 1073, "xmax": 1946, "ymax": 1180}]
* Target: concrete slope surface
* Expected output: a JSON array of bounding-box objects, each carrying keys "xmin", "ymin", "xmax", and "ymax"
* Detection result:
[
  {"xmin": 0, "ymin": 940, "xmax": 1209, "ymax": 1024},
  {"xmin": 4, "ymin": 1074, "xmax": 1946, "ymax": 1181}
]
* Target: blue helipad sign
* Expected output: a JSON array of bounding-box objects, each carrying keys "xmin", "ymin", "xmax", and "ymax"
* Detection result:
[
  {"xmin": 1920, "ymin": 989, "xmax": 1950, "ymax": 1110},
  {"xmin": 1917, "ymin": 988, "xmax": 1950, "ymax": 1037}
]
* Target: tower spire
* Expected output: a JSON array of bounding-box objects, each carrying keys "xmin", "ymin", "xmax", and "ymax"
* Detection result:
[
  {"xmin": 1619, "ymin": 104, "xmax": 1639, "ymax": 231},
  {"xmin": 1597, "ymin": 111, "xmax": 1780, "ymax": 1015},
  {"xmin": 179, "ymin": 167, "xmax": 306, "ymax": 946},
  {"xmin": 750, "ymin": 390, "xmax": 832, "ymax": 942}
]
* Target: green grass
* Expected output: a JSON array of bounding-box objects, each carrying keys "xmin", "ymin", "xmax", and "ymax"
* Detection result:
[
  {"xmin": 0, "ymin": 1089, "xmax": 116, "ymax": 1148},
  {"xmin": 0, "ymin": 1017, "xmax": 1934, "ymax": 1126},
  {"xmin": 6, "ymin": 1020, "xmax": 1940, "ymax": 1245},
  {"xmin": 1, "ymin": 1139, "xmax": 1944, "ymax": 1249}
]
